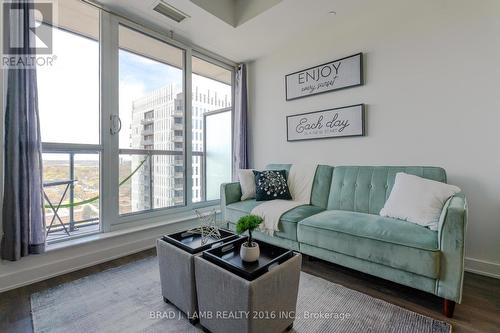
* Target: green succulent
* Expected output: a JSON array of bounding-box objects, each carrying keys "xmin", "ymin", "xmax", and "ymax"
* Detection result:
[{"xmin": 236, "ymin": 214, "xmax": 263, "ymax": 246}]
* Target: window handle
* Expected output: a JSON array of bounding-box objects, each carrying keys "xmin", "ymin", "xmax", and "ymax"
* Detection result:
[{"xmin": 110, "ymin": 115, "xmax": 122, "ymax": 135}]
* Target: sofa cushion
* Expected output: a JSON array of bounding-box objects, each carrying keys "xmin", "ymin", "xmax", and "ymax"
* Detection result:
[
  {"xmin": 253, "ymin": 170, "xmax": 292, "ymax": 201},
  {"xmin": 226, "ymin": 201, "xmax": 323, "ymax": 241},
  {"xmin": 327, "ymin": 166, "xmax": 447, "ymax": 215},
  {"xmin": 310, "ymin": 165, "xmax": 334, "ymax": 209},
  {"xmin": 297, "ymin": 210, "xmax": 440, "ymax": 278}
]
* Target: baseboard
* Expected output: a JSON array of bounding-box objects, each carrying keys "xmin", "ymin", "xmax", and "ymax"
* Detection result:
[
  {"xmin": 0, "ymin": 219, "xmax": 198, "ymax": 293},
  {"xmin": 464, "ymin": 257, "xmax": 500, "ymax": 279},
  {"xmin": 0, "ymin": 240, "xmax": 155, "ymax": 293}
]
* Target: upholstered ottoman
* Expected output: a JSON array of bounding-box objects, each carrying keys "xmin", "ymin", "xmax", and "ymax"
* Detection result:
[
  {"xmin": 156, "ymin": 239, "xmax": 199, "ymax": 323},
  {"xmin": 194, "ymin": 251, "xmax": 301, "ymax": 333},
  {"xmin": 156, "ymin": 229, "xmax": 237, "ymax": 324}
]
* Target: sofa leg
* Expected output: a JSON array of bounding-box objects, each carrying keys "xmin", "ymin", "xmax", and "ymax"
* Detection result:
[{"xmin": 442, "ymin": 299, "xmax": 455, "ymax": 318}]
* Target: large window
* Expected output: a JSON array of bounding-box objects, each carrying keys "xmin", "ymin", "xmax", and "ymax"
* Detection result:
[
  {"xmin": 192, "ymin": 56, "xmax": 232, "ymax": 202},
  {"xmin": 118, "ymin": 25, "xmax": 185, "ymax": 215},
  {"xmin": 35, "ymin": 1, "xmax": 234, "ymax": 241},
  {"xmin": 37, "ymin": 0, "xmax": 100, "ymax": 242}
]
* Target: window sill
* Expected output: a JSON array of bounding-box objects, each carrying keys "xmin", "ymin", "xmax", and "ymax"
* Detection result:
[{"xmin": 46, "ymin": 205, "xmax": 221, "ymax": 252}]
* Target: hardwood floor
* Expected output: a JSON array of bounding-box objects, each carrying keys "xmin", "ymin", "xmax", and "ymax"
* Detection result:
[
  {"xmin": 1, "ymin": 249, "xmax": 499, "ymax": 333},
  {"xmin": 301, "ymin": 257, "xmax": 500, "ymax": 333}
]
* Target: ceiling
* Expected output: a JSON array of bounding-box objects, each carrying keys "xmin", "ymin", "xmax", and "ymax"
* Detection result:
[{"xmin": 94, "ymin": 0, "xmax": 368, "ymax": 63}]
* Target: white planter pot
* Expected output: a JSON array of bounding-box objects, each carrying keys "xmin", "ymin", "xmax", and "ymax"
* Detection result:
[{"xmin": 240, "ymin": 242, "xmax": 260, "ymax": 262}]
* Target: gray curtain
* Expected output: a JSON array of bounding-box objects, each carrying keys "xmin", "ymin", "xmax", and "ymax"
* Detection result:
[
  {"xmin": 1, "ymin": 0, "xmax": 45, "ymax": 260},
  {"xmin": 232, "ymin": 64, "xmax": 248, "ymax": 180}
]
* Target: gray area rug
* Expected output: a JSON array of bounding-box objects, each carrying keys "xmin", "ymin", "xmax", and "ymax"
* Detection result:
[{"xmin": 31, "ymin": 256, "xmax": 450, "ymax": 333}]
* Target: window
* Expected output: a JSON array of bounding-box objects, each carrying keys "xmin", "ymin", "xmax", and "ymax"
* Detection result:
[
  {"xmin": 118, "ymin": 25, "xmax": 185, "ymax": 214},
  {"xmin": 205, "ymin": 110, "xmax": 232, "ymax": 200},
  {"xmin": 37, "ymin": 0, "xmax": 101, "ymax": 242},
  {"xmin": 35, "ymin": 3, "xmax": 234, "ymax": 239},
  {"xmin": 191, "ymin": 56, "xmax": 232, "ymax": 202}
]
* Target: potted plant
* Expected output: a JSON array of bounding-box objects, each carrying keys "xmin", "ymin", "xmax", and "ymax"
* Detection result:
[{"xmin": 236, "ymin": 214, "xmax": 263, "ymax": 262}]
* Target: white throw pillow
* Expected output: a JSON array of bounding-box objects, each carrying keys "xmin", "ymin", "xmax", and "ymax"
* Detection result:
[
  {"xmin": 238, "ymin": 169, "xmax": 256, "ymax": 200},
  {"xmin": 380, "ymin": 173, "xmax": 461, "ymax": 230}
]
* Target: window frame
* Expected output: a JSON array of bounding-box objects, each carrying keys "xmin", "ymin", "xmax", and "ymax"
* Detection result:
[{"xmin": 100, "ymin": 13, "xmax": 236, "ymax": 230}]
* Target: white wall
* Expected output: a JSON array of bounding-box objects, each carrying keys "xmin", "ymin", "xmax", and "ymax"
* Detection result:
[{"xmin": 248, "ymin": 0, "xmax": 500, "ymax": 277}]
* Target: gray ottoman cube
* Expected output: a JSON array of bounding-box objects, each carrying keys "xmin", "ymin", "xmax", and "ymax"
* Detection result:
[
  {"xmin": 156, "ymin": 239, "xmax": 199, "ymax": 322},
  {"xmin": 194, "ymin": 253, "xmax": 302, "ymax": 333}
]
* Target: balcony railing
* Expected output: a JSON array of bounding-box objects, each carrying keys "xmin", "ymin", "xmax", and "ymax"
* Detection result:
[
  {"xmin": 118, "ymin": 148, "xmax": 205, "ymax": 214},
  {"xmin": 141, "ymin": 137, "xmax": 154, "ymax": 146},
  {"xmin": 42, "ymin": 145, "xmax": 208, "ymax": 241},
  {"xmin": 42, "ymin": 148, "xmax": 101, "ymax": 243},
  {"xmin": 141, "ymin": 117, "xmax": 154, "ymax": 125},
  {"xmin": 142, "ymin": 128, "xmax": 154, "ymax": 136}
]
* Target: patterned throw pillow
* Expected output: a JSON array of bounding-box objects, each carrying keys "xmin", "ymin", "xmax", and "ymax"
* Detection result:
[{"xmin": 253, "ymin": 170, "xmax": 292, "ymax": 201}]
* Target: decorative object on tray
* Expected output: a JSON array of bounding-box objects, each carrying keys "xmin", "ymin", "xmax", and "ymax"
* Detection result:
[
  {"xmin": 253, "ymin": 170, "xmax": 292, "ymax": 201},
  {"xmin": 236, "ymin": 215, "xmax": 263, "ymax": 262},
  {"xmin": 187, "ymin": 209, "xmax": 221, "ymax": 245}
]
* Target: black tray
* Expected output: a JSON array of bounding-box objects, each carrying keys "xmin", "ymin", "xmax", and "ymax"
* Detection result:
[
  {"xmin": 202, "ymin": 237, "xmax": 294, "ymax": 281},
  {"xmin": 162, "ymin": 228, "xmax": 239, "ymax": 254}
]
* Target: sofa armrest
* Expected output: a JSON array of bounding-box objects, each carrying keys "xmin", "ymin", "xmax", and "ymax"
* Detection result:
[
  {"xmin": 220, "ymin": 182, "xmax": 242, "ymax": 221},
  {"xmin": 221, "ymin": 182, "xmax": 242, "ymax": 205},
  {"xmin": 436, "ymin": 193, "xmax": 468, "ymax": 303}
]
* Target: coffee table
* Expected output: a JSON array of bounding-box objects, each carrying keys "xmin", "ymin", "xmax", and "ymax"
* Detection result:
[
  {"xmin": 195, "ymin": 238, "xmax": 301, "ymax": 333},
  {"xmin": 157, "ymin": 228, "xmax": 238, "ymax": 324}
]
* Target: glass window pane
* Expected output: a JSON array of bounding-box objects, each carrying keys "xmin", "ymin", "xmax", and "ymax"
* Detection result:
[
  {"xmin": 119, "ymin": 154, "xmax": 151, "ymax": 214},
  {"xmin": 205, "ymin": 111, "xmax": 232, "ymax": 201},
  {"xmin": 153, "ymin": 154, "xmax": 185, "ymax": 208},
  {"xmin": 119, "ymin": 25, "xmax": 185, "ymax": 214},
  {"xmin": 119, "ymin": 25, "xmax": 184, "ymax": 150},
  {"xmin": 73, "ymin": 154, "xmax": 100, "ymax": 223},
  {"xmin": 119, "ymin": 153, "xmax": 184, "ymax": 214},
  {"xmin": 191, "ymin": 56, "xmax": 232, "ymax": 202},
  {"xmin": 43, "ymin": 153, "xmax": 70, "ymax": 182},
  {"xmin": 37, "ymin": 0, "xmax": 99, "ymax": 144},
  {"xmin": 43, "ymin": 153, "xmax": 100, "ymax": 242}
]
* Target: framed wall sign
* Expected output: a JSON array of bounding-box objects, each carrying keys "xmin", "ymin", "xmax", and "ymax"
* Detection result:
[
  {"xmin": 286, "ymin": 104, "xmax": 365, "ymax": 142},
  {"xmin": 285, "ymin": 53, "xmax": 363, "ymax": 101}
]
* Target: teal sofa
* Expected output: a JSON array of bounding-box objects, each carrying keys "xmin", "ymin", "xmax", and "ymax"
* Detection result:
[{"xmin": 221, "ymin": 165, "xmax": 467, "ymax": 318}]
